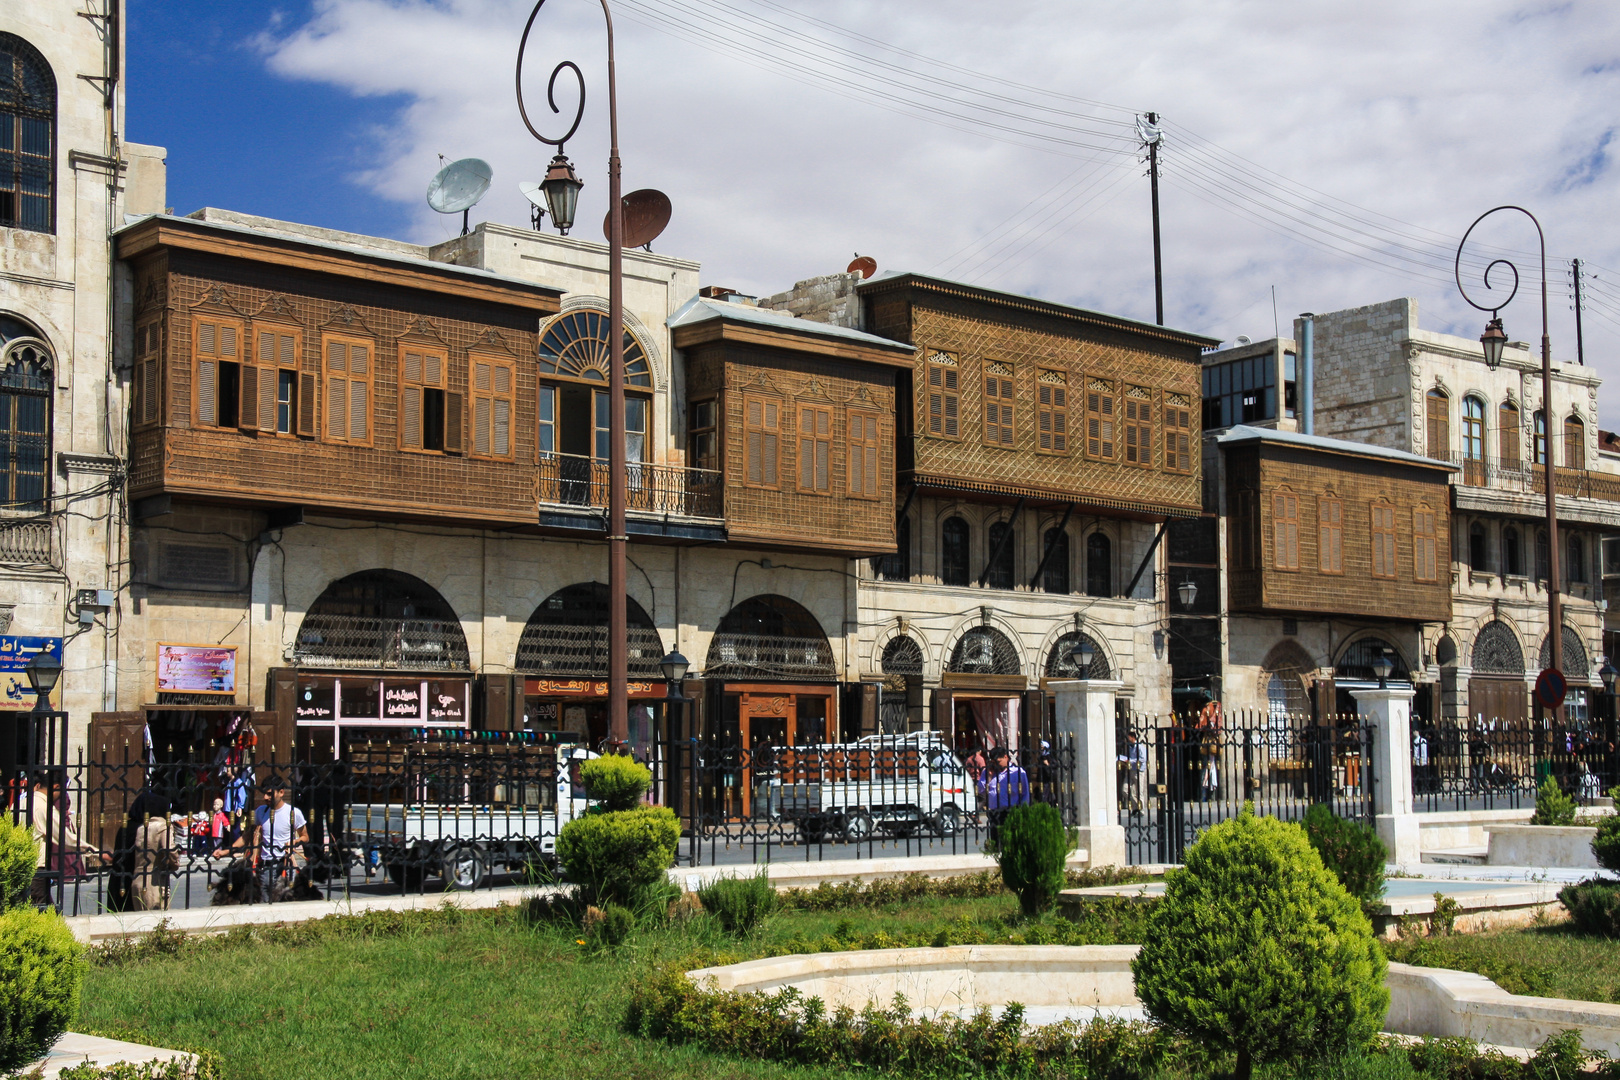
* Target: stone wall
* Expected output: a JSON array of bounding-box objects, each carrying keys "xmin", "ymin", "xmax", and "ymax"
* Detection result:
[{"xmin": 759, "ymin": 272, "xmax": 865, "ymax": 330}]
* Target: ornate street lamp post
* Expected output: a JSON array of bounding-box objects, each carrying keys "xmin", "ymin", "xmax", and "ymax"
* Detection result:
[
  {"xmin": 1455, "ymin": 206, "xmax": 1562, "ymax": 720},
  {"xmin": 518, "ymin": 1, "xmax": 631, "ymax": 745}
]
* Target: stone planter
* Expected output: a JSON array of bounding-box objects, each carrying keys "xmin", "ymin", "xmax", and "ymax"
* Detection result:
[{"xmin": 1484, "ymin": 824, "xmax": 1599, "ymax": 869}]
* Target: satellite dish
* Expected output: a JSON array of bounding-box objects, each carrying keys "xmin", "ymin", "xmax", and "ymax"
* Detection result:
[
  {"xmin": 426, "ymin": 157, "xmax": 493, "ymax": 236},
  {"xmin": 603, "ymin": 189, "xmax": 672, "ymax": 250},
  {"xmin": 848, "ymin": 255, "xmax": 878, "ymax": 280},
  {"xmin": 519, "ymin": 180, "xmax": 546, "ymax": 230}
]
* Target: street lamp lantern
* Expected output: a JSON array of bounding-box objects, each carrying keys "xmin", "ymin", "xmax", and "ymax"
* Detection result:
[
  {"xmin": 25, "ymin": 649, "xmax": 60, "ymax": 711},
  {"xmin": 1371, "ymin": 650, "xmax": 1393, "ymax": 689},
  {"xmin": 1177, "ymin": 579, "xmax": 1198, "ymax": 609},
  {"xmin": 659, "ymin": 649, "xmax": 689, "ymax": 688},
  {"xmin": 1479, "ymin": 316, "xmax": 1507, "ymax": 370},
  {"xmin": 540, "ymin": 152, "xmax": 583, "ymax": 235},
  {"xmin": 1601, "ymin": 658, "xmax": 1618, "ymax": 695},
  {"xmin": 1071, "ymin": 638, "xmax": 1095, "ymax": 677}
]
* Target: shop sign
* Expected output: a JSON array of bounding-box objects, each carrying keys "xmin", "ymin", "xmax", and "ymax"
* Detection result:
[
  {"xmin": 156, "ymin": 643, "xmax": 237, "ymax": 696},
  {"xmin": 0, "ymin": 636, "xmax": 63, "ymax": 712},
  {"xmin": 524, "ymin": 678, "xmax": 661, "ymax": 698},
  {"xmin": 295, "ymin": 674, "xmax": 468, "ymax": 727}
]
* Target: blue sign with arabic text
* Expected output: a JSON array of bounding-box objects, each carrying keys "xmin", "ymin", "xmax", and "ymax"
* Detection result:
[{"xmin": 0, "ymin": 636, "xmax": 64, "ymax": 711}]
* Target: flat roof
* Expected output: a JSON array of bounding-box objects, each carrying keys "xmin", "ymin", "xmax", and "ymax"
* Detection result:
[
  {"xmin": 669, "ymin": 296, "xmax": 915, "ymax": 353},
  {"xmin": 1217, "ymin": 424, "xmax": 1457, "ymax": 470}
]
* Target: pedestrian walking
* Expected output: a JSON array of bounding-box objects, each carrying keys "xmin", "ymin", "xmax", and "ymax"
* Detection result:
[{"xmin": 978, "ymin": 746, "xmax": 1030, "ymax": 845}]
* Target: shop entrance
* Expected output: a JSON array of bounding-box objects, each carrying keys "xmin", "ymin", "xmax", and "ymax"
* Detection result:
[{"xmin": 719, "ymin": 685, "xmax": 835, "ymax": 819}]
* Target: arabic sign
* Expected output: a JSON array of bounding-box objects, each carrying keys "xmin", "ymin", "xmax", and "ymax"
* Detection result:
[
  {"xmin": 0, "ymin": 636, "xmax": 64, "ymax": 712},
  {"xmin": 294, "ymin": 675, "xmax": 469, "ymax": 726},
  {"xmin": 523, "ymin": 678, "xmax": 662, "ymax": 698},
  {"xmin": 156, "ymin": 643, "xmax": 237, "ymax": 696}
]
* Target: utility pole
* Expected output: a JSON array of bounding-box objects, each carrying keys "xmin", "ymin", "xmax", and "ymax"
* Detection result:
[
  {"xmin": 1139, "ymin": 112, "xmax": 1164, "ymax": 325},
  {"xmin": 1573, "ymin": 258, "xmax": 1586, "ymax": 366}
]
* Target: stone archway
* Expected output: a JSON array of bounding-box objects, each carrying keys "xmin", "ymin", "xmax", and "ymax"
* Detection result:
[
  {"xmin": 515, "ymin": 582, "xmax": 662, "ymax": 678},
  {"xmin": 295, "ymin": 569, "xmax": 468, "ymax": 670},
  {"xmin": 705, "ymin": 594, "xmax": 835, "ymax": 682}
]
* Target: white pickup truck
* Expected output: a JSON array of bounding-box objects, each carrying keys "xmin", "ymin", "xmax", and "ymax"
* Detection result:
[
  {"xmin": 768, "ymin": 733, "xmax": 978, "ymax": 843},
  {"xmin": 343, "ymin": 744, "xmax": 597, "ymax": 890}
]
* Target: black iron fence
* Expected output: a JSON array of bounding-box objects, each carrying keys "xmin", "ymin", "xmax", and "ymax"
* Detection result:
[
  {"xmin": 7, "ymin": 729, "xmax": 1074, "ymax": 915},
  {"xmin": 1411, "ymin": 716, "xmax": 1618, "ymax": 813},
  {"xmin": 1118, "ymin": 709, "xmax": 1375, "ymax": 865}
]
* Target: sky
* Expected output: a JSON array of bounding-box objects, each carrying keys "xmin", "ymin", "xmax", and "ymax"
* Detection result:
[{"xmin": 128, "ymin": 0, "xmax": 1620, "ymax": 416}]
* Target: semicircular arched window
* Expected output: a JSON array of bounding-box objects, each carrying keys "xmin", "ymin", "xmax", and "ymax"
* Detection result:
[
  {"xmin": 538, "ymin": 310, "xmax": 652, "ymax": 387},
  {"xmin": 0, "ymin": 34, "xmax": 55, "ymax": 233},
  {"xmin": 0, "ymin": 318, "xmax": 52, "ymax": 511}
]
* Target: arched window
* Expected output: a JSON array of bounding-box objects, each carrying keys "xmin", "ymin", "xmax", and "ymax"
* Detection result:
[
  {"xmin": 1085, "ymin": 532, "xmax": 1112, "ymax": 597},
  {"xmin": 537, "ymin": 310, "xmax": 650, "ymax": 386},
  {"xmin": 1502, "ymin": 525, "xmax": 1523, "ymax": 577},
  {"xmin": 1534, "ymin": 410, "xmax": 1547, "ymax": 466},
  {"xmin": 1046, "ymin": 630, "xmax": 1109, "ymax": 679},
  {"xmin": 1469, "ymin": 521, "xmax": 1489, "ymax": 572},
  {"xmin": 0, "ymin": 318, "xmax": 51, "ymax": 510},
  {"xmin": 0, "ymin": 35, "xmax": 55, "ymax": 233},
  {"xmin": 536, "ymin": 310, "xmax": 652, "ymax": 468},
  {"xmin": 985, "ymin": 520, "xmax": 1015, "ymax": 590},
  {"xmin": 1425, "ymin": 389, "xmax": 1449, "ymax": 460},
  {"xmin": 1461, "ymin": 396, "xmax": 1486, "ymax": 484},
  {"xmin": 1498, "ymin": 399, "xmax": 1520, "ymax": 468},
  {"xmin": 515, "ymin": 582, "xmax": 662, "ymax": 678},
  {"xmin": 296, "ymin": 569, "xmax": 469, "ymax": 670},
  {"xmin": 1565, "ymin": 414, "xmax": 1586, "ymax": 470},
  {"xmin": 940, "ymin": 516, "xmax": 969, "ymax": 586},
  {"xmin": 705, "ymin": 594, "xmax": 834, "ymax": 681},
  {"xmin": 880, "ymin": 636, "xmax": 924, "ymax": 677},
  {"xmin": 947, "ymin": 625, "xmax": 1020, "ymax": 676},
  {"xmin": 1040, "ymin": 527, "xmax": 1070, "ymax": 594},
  {"xmin": 1567, "ymin": 532, "xmax": 1586, "ymax": 584},
  {"xmin": 873, "ymin": 514, "xmax": 910, "ymax": 582}
]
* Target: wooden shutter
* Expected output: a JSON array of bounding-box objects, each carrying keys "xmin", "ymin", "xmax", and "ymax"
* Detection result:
[
  {"xmin": 1124, "ymin": 389, "xmax": 1153, "ymax": 466},
  {"xmin": 193, "ymin": 317, "xmax": 239, "ymax": 427},
  {"xmin": 467, "ymin": 356, "xmax": 513, "ymax": 459},
  {"xmin": 135, "ymin": 321, "xmax": 162, "ymax": 426},
  {"xmin": 297, "ymin": 372, "xmax": 317, "ymax": 436},
  {"xmin": 1086, "ymin": 379, "xmax": 1116, "ymax": 459},
  {"xmin": 1499, "ymin": 403, "xmax": 1519, "ymax": 466},
  {"xmin": 1414, "ymin": 507, "xmax": 1438, "ymax": 582},
  {"xmin": 745, "ymin": 395, "xmax": 780, "ymax": 486},
  {"xmin": 983, "ymin": 366, "xmax": 1014, "ymax": 446},
  {"xmin": 1565, "ymin": 417, "xmax": 1585, "ymax": 470},
  {"xmin": 1426, "ymin": 391, "xmax": 1449, "ymax": 459},
  {"xmin": 1318, "ymin": 497, "xmax": 1342, "ymax": 573},
  {"xmin": 1162, "ymin": 393, "xmax": 1192, "ymax": 473},
  {"xmin": 1372, "ymin": 502, "xmax": 1396, "ymax": 578},
  {"xmin": 348, "ymin": 344, "xmax": 369, "ymax": 442},
  {"xmin": 848, "ymin": 410, "xmax": 880, "ymax": 496},
  {"xmin": 1272, "ymin": 491, "xmax": 1299, "ymax": 570},
  {"xmin": 445, "ymin": 391, "xmax": 464, "ymax": 453},
  {"xmin": 1037, "ymin": 372, "xmax": 1067, "ymax": 452},
  {"xmin": 400, "ymin": 350, "xmax": 424, "ymax": 450},
  {"xmin": 798, "ymin": 404, "xmax": 831, "ymax": 492},
  {"xmin": 925, "ymin": 351, "xmax": 960, "ymax": 438},
  {"xmin": 493, "ymin": 364, "xmax": 512, "ymax": 457},
  {"xmin": 326, "ymin": 339, "xmax": 348, "ymax": 441}
]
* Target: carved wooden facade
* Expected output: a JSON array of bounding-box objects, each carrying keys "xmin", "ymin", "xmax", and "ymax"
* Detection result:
[
  {"xmin": 674, "ymin": 307, "xmax": 912, "ymax": 555},
  {"xmin": 859, "ymin": 274, "xmax": 1211, "ymax": 517},
  {"xmin": 1222, "ymin": 431, "xmax": 1454, "ymax": 623}
]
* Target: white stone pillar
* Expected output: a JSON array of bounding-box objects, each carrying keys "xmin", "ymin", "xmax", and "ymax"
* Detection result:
[
  {"xmin": 1048, "ymin": 678, "xmax": 1127, "ymax": 868},
  {"xmin": 1350, "ymin": 686, "xmax": 1420, "ymax": 865}
]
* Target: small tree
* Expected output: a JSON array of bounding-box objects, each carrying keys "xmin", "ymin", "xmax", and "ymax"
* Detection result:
[
  {"xmin": 0, "ymin": 815, "xmax": 37, "ymax": 912},
  {"xmin": 1301, "ymin": 803, "xmax": 1387, "ymax": 911},
  {"xmin": 557, "ymin": 753, "xmax": 678, "ymax": 910},
  {"xmin": 0, "ymin": 905, "xmax": 86, "ymax": 1071},
  {"xmin": 993, "ymin": 803, "xmax": 1069, "ymax": 916},
  {"xmin": 578, "ymin": 755, "xmax": 652, "ymax": 812},
  {"xmin": 1132, "ymin": 808, "xmax": 1388, "ymax": 1080},
  {"xmin": 1590, "ymin": 812, "xmax": 1620, "ymax": 874},
  {"xmin": 1530, "ymin": 775, "xmax": 1577, "ymax": 826}
]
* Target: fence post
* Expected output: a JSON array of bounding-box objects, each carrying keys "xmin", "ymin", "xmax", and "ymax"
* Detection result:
[
  {"xmin": 1047, "ymin": 679, "xmax": 1127, "ymax": 868},
  {"xmin": 1348, "ymin": 686, "xmax": 1420, "ymax": 864}
]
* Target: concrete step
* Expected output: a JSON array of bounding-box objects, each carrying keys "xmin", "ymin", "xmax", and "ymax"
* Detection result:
[{"xmin": 1420, "ymin": 847, "xmax": 1489, "ymax": 865}]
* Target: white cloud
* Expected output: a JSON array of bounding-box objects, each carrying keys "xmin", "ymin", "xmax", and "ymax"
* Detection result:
[{"xmin": 262, "ymin": 0, "xmax": 1620, "ymax": 415}]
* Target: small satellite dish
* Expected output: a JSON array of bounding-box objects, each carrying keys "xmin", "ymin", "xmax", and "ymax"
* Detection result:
[
  {"xmin": 603, "ymin": 189, "xmax": 672, "ymax": 250},
  {"xmin": 847, "ymin": 255, "xmax": 878, "ymax": 280},
  {"xmin": 426, "ymin": 157, "xmax": 493, "ymax": 236},
  {"xmin": 519, "ymin": 180, "xmax": 546, "ymax": 230}
]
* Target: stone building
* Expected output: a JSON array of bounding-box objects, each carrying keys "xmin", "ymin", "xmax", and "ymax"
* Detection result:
[{"xmin": 0, "ymin": 1, "xmax": 164, "ymax": 742}]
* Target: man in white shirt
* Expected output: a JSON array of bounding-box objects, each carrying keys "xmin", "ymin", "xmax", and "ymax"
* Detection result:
[{"xmin": 249, "ymin": 777, "xmax": 306, "ymax": 902}]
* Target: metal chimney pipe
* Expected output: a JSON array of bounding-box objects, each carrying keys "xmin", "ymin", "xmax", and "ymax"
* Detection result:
[{"xmin": 1298, "ymin": 313, "xmax": 1315, "ymax": 435}]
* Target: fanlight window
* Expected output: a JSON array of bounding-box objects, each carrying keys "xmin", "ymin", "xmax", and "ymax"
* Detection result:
[{"xmin": 538, "ymin": 310, "xmax": 651, "ymax": 387}]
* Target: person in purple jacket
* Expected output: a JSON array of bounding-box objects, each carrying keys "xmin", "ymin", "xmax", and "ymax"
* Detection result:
[{"xmin": 979, "ymin": 746, "xmax": 1030, "ymax": 844}]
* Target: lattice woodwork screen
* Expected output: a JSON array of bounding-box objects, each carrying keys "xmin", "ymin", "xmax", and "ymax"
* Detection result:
[
  {"xmin": 1272, "ymin": 490, "xmax": 1299, "ymax": 570},
  {"xmin": 1413, "ymin": 505, "xmax": 1438, "ymax": 582},
  {"xmin": 847, "ymin": 409, "xmax": 880, "ymax": 497},
  {"xmin": 192, "ymin": 316, "xmax": 242, "ymax": 427},
  {"xmin": 1371, "ymin": 500, "xmax": 1396, "ymax": 579},
  {"xmin": 1123, "ymin": 386, "xmax": 1153, "ymax": 467},
  {"xmin": 982, "ymin": 361, "xmax": 1014, "ymax": 447},
  {"xmin": 1086, "ymin": 377, "xmax": 1116, "ymax": 459},
  {"xmin": 322, "ymin": 335, "xmax": 372, "ymax": 445},
  {"xmin": 471, "ymin": 356, "xmax": 514, "ymax": 459},
  {"xmin": 1036, "ymin": 369, "xmax": 1067, "ymax": 453},
  {"xmin": 925, "ymin": 350, "xmax": 960, "ymax": 438},
  {"xmin": 1318, "ymin": 495, "xmax": 1343, "ymax": 574},
  {"xmin": 745, "ymin": 393, "xmax": 781, "ymax": 487}
]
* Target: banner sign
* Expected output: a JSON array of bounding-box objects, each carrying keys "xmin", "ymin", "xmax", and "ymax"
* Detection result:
[
  {"xmin": 156, "ymin": 643, "xmax": 237, "ymax": 696},
  {"xmin": 0, "ymin": 636, "xmax": 63, "ymax": 711}
]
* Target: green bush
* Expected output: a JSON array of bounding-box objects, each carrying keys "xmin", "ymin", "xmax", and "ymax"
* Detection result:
[
  {"xmin": 1302, "ymin": 803, "xmax": 1387, "ymax": 909},
  {"xmin": 1558, "ymin": 878, "xmax": 1620, "ymax": 938},
  {"xmin": 555, "ymin": 805, "xmax": 679, "ymax": 907},
  {"xmin": 582, "ymin": 902, "xmax": 634, "ymax": 951},
  {"xmin": 578, "ymin": 754, "xmax": 652, "ymax": 812},
  {"xmin": 1131, "ymin": 807, "xmax": 1388, "ymax": 1080},
  {"xmin": 0, "ymin": 815, "xmax": 36, "ymax": 913},
  {"xmin": 1591, "ymin": 813, "xmax": 1620, "ymax": 873},
  {"xmin": 697, "ymin": 870, "xmax": 778, "ymax": 935},
  {"xmin": 0, "ymin": 904, "xmax": 87, "ymax": 1071},
  {"xmin": 1530, "ymin": 775, "xmax": 1577, "ymax": 826},
  {"xmin": 992, "ymin": 803, "xmax": 1069, "ymax": 916}
]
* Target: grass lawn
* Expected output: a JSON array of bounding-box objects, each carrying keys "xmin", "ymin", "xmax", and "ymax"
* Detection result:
[{"xmin": 1383, "ymin": 922, "xmax": 1620, "ymax": 1004}]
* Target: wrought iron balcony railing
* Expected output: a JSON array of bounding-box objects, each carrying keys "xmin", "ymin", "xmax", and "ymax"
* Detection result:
[
  {"xmin": 1448, "ymin": 452, "xmax": 1620, "ymax": 505},
  {"xmin": 537, "ymin": 453, "xmax": 722, "ymax": 518},
  {"xmin": 0, "ymin": 519, "xmax": 52, "ymax": 564},
  {"xmin": 704, "ymin": 632, "xmax": 837, "ymax": 682},
  {"xmin": 294, "ymin": 614, "xmax": 471, "ymax": 670}
]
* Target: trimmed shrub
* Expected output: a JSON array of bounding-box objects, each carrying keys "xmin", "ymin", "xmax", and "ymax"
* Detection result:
[
  {"xmin": 555, "ymin": 805, "xmax": 679, "ymax": 907},
  {"xmin": 1591, "ymin": 812, "xmax": 1620, "ymax": 873},
  {"xmin": 0, "ymin": 814, "xmax": 36, "ymax": 912},
  {"xmin": 1530, "ymin": 775, "xmax": 1577, "ymax": 826},
  {"xmin": 1558, "ymin": 878, "xmax": 1620, "ymax": 938},
  {"xmin": 1302, "ymin": 802, "xmax": 1387, "ymax": 910},
  {"xmin": 1131, "ymin": 807, "xmax": 1388, "ymax": 1080},
  {"xmin": 578, "ymin": 754, "xmax": 652, "ymax": 812},
  {"xmin": 993, "ymin": 802, "xmax": 1068, "ymax": 916},
  {"xmin": 0, "ymin": 904, "xmax": 87, "ymax": 1071},
  {"xmin": 697, "ymin": 870, "xmax": 778, "ymax": 935},
  {"xmin": 582, "ymin": 903, "xmax": 634, "ymax": 951}
]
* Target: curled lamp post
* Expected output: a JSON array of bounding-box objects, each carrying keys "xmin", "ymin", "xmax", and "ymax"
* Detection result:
[
  {"xmin": 518, "ymin": 0, "xmax": 630, "ymax": 744},
  {"xmin": 1455, "ymin": 206, "xmax": 1561, "ymax": 718}
]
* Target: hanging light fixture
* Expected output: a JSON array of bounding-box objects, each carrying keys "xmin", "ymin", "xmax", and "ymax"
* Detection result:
[
  {"xmin": 1177, "ymin": 578, "xmax": 1198, "ymax": 608},
  {"xmin": 1479, "ymin": 316, "xmax": 1507, "ymax": 370},
  {"xmin": 540, "ymin": 152, "xmax": 584, "ymax": 235}
]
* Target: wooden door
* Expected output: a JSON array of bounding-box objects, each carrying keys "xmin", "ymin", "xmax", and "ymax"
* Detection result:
[{"xmin": 737, "ymin": 692, "xmax": 794, "ymax": 819}]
